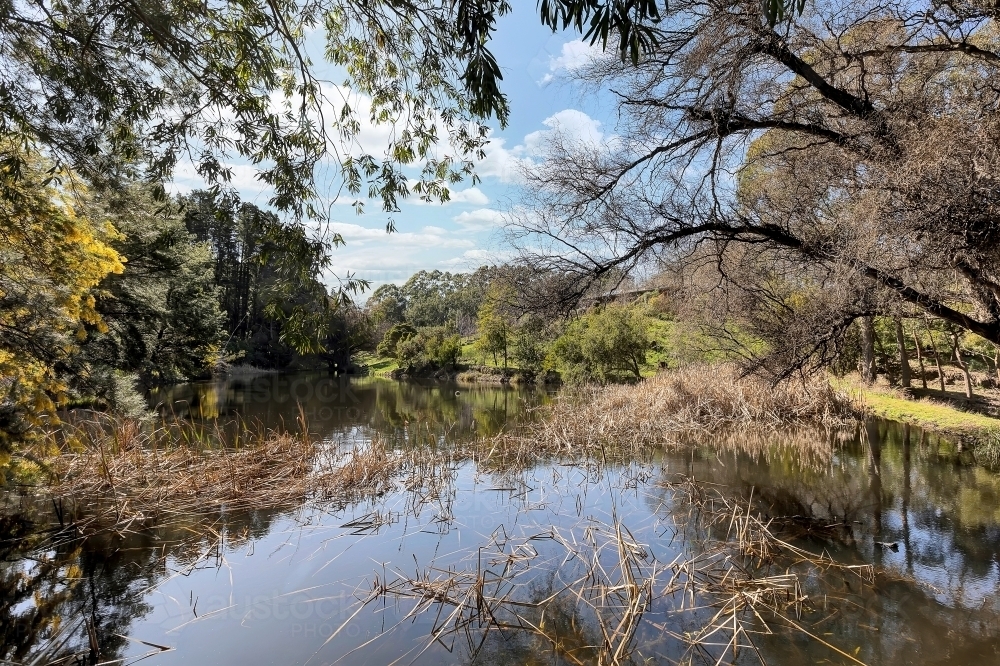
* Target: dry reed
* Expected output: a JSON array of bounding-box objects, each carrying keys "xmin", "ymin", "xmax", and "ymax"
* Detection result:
[
  {"xmin": 38, "ymin": 411, "xmax": 441, "ymax": 525},
  {"xmin": 31, "ymin": 365, "xmax": 851, "ymax": 522},
  {"xmin": 331, "ymin": 474, "xmax": 875, "ymax": 666},
  {"xmin": 14, "ymin": 368, "xmax": 875, "ymax": 666},
  {"xmin": 481, "ymin": 364, "xmax": 850, "ymax": 466}
]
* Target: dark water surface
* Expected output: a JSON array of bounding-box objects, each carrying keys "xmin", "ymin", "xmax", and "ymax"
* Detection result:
[{"xmin": 4, "ymin": 373, "xmax": 1000, "ymax": 665}]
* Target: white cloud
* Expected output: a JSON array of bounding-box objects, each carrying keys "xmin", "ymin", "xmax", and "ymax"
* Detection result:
[
  {"xmin": 536, "ymin": 39, "xmax": 603, "ymax": 85},
  {"xmin": 439, "ymin": 249, "xmax": 511, "ymax": 268},
  {"xmin": 524, "ymin": 109, "xmax": 606, "ymax": 153},
  {"xmin": 328, "ymin": 221, "xmax": 473, "ymax": 249},
  {"xmin": 447, "ymin": 187, "xmax": 489, "ymax": 205},
  {"xmin": 473, "ymin": 135, "xmax": 529, "ymax": 183},
  {"xmin": 548, "ymin": 40, "xmax": 603, "ymax": 75},
  {"xmin": 324, "ymin": 220, "xmax": 478, "ymax": 292},
  {"xmin": 472, "ymin": 109, "xmax": 609, "ymax": 184},
  {"xmin": 453, "ymin": 208, "xmax": 505, "ymax": 232}
]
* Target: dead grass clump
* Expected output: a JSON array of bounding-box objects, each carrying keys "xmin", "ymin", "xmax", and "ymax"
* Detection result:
[
  {"xmin": 40, "ymin": 414, "xmax": 430, "ymax": 522},
  {"xmin": 354, "ymin": 514, "xmax": 658, "ymax": 666},
  {"xmin": 490, "ymin": 364, "xmax": 849, "ymax": 458},
  {"xmin": 659, "ymin": 476, "xmax": 875, "ymax": 665},
  {"xmin": 336, "ymin": 475, "xmax": 875, "ymax": 666}
]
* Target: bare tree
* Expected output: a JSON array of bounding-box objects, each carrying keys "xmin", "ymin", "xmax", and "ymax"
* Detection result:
[
  {"xmin": 861, "ymin": 317, "xmax": 877, "ymax": 385},
  {"xmin": 894, "ymin": 319, "xmax": 911, "ymax": 389},
  {"xmin": 507, "ymin": 0, "xmax": 1000, "ymax": 377},
  {"xmin": 912, "ymin": 331, "xmax": 927, "ymax": 389}
]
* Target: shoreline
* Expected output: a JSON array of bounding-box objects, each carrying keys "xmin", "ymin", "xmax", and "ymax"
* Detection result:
[{"xmin": 839, "ymin": 380, "xmax": 1000, "ymax": 447}]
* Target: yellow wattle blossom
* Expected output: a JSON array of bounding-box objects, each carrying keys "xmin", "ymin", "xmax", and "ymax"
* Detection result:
[{"xmin": 0, "ymin": 148, "xmax": 125, "ymax": 441}]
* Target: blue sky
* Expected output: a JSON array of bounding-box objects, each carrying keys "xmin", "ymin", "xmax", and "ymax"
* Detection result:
[{"xmin": 170, "ymin": 6, "xmax": 613, "ymax": 295}]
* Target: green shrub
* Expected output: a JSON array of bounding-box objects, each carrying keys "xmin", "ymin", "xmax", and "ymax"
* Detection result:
[
  {"xmin": 549, "ymin": 305, "xmax": 651, "ymax": 384},
  {"xmin": 376, "ymin": 323, "xmax": 418, "ymax": 359},
  {"xmin": 388, "ymin": 325, "xmax": 461, "ymax": 371}
]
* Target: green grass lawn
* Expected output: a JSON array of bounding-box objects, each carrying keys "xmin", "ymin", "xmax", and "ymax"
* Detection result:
[
  {"xmin": 353, "ymin": 351, "xmax": 399, "ymax": 375},
  {"xmin": 357, "ymin": 336, "xmax": 486, "ymax": 376},
  {"xmin": 460, "ymin": 338, "xmax": 483, "ymax": 365},
  {"xmin": 841, "ymin": 381, "xmax": 1000, "ymax": 442}
]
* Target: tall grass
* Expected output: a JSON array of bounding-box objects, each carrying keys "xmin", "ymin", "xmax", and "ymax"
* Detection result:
[
  {"xmin": 487, "ymin": 364, "xmax": 850, "ymax": 464},
  {"xmin": 39, "ymin": 411, "xmax": 438, "ymax": 522}
]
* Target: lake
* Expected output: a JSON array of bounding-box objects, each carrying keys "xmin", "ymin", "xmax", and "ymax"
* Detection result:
[{"xmin": 3, "ymin": 372, "xmax": 1000, "ymax": 665}]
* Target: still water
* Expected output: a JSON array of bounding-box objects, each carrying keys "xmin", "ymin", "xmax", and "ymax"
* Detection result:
[{"xmin": 3, "ymin": 373, "xmax": 1000, "ymax": 665}]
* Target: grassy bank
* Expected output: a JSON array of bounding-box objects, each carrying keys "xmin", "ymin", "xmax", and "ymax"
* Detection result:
[
  {"xmin": 354, "ymin": 346, "xmax": 559, "ymax": 384},
  {"xmin": 353, "ymin": 351, "xmax": 399, "ymax": 375},
  {"xmin": 840, "ymin": 380, "xmax": 1000, "ymax": 445}
]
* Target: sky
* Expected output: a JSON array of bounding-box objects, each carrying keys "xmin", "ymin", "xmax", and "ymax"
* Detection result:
[{"xmin": 169, "ymin": 6, "xmax": 614, "ymax": 296}]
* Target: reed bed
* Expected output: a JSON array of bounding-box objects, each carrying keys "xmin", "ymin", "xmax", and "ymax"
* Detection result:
[
  {"xmin": 10, "ymin": 368, "xmax": 879, "ymax": 666},
  {"xmin": 482, "ymin": 364, "xmax": 850, "ymax": 465},
  {"xmin": 29, "ymin": 365, "xmax": 853, "ymax": 525},
  {"xmin": 39, "ymin": 412, "xmax": 445, "ymax": 524}
]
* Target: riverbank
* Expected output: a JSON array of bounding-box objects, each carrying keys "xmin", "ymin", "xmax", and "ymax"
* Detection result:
[
  {"xmin": 353, "ymin": 351, "xmax": 561, "ymax": 385},
  {"xmin": 21, "ymin": 365, "xmax": 1000, "ymax": 507},
  {"xmin": 840, "ymin": 379, "xmax": 1000, "ymax": 446}
]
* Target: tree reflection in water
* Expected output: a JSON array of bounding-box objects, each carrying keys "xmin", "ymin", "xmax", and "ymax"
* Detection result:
[
  {"xmin": 150, "ymin": 374, "xmax": 551, "ymax": 443},
  {"xmin": 0, "ymin": 498, "xmax": 288, "ymax": 665}
]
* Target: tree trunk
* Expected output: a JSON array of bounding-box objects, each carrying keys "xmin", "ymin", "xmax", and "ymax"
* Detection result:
[
  {"xmin": 860, "ymin": 316, "xmax": 876, "ymax": 385},
  {"xmin": 995, "ymin": 345, "xmax": 1000, "ymax": 386},
  {"xmin": 950, "ymin": 333, "xmax": 974, "ymax": 399},
  {"xmin": 501, "ymin": 325, "xmax": 507, "ymax": 370},
  {"xmin": 925, "ymin": 325, "xmax": 946, "ymax": 392},
  {"xmin": 912, "ymin": 332, "xmax": 927, "ymax": 389},
  {"xmin": 894, "ymin": 319, "xmax": 911, "ymax": 389}
]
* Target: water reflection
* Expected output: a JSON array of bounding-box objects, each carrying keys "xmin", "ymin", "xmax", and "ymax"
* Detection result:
[
  {"xmin": 5, "ymin": 375, "xmax": 1000, "ymax": 665},
  {"xmin": 150, "ymin": 373, "xmax": 549, "ymax": 441},
  {"xmin": 676, "ymin": 420, "xmax": 1000, "ymax": 611},
  {"xmin": 0, "ymin": 495, "xmax": 296, "ymax": 665}
]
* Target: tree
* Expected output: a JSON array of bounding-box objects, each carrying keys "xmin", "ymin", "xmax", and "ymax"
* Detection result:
[
  {"xmin": 377, "ymin": 323, "xmax": 419, "ymax": 360},
  {"xmin": 510, "ymin": 0, "xmax": 1000, "ymax": 378},
  {"xmin": 182, "ymin": 191, "xmax": 337, "ymax": 367},
  {"xmin": 894, "ymin": 319, "xmax": 911, "ymax": 389},
  {"xmin": 476, "ymin": 313, "xmax": 509, "ymax": 367},
  {"xmin": 538, "ymin": 0, "xmax": 812, "ymax": 54},
  {"xmin": 511, "ymin": 316, "xmax": 549, "ymax": 369},
  {"xmin": 322, "ymin": 302, "xmax": 376, "ymax": 370},
  {"xmin": 401, "ymin": 269, "xmax": 490, "ymax": 330},
  {"xmin": 390, "ymin": 325, "xmax": 460, "ymax": 370},
  {"xmin": 0, "ymin": 0, "xmax": 516, "ymax": 222},
  {"xmin": 475, "ymin": 282, "xmax": 516, "ymax": 368},
  {"xmin": 368, "ymin": 284, "xmax": 407, "ymax": 325},
  {"xmin": 0, "ymin": 145, "xmax": 124, "ymax": 446},
  {"xmin": 81, "ymin": 186, "xmax": 225, "ymax": 385},
  {"xmin": 549, "ymin": 305, "xmax": 649, "ymax": 383},
  {"xmin": 0, "ymin": 0, "xmax": 815, "ymax": 244}
]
